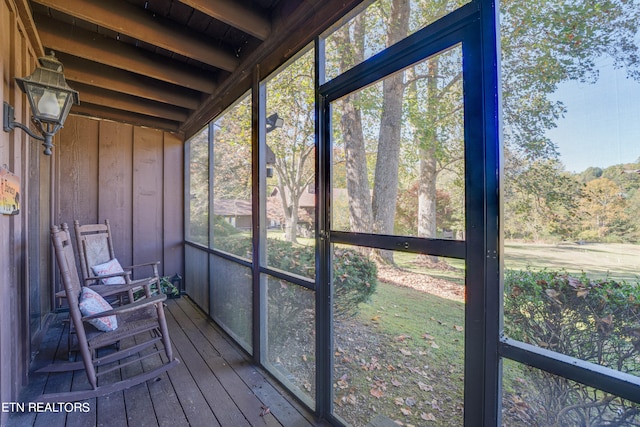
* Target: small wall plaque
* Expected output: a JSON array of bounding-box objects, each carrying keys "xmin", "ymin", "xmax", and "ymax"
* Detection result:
[{"xmin": 0, "ymin": 165, "xmax": 20, "ymax": 215}]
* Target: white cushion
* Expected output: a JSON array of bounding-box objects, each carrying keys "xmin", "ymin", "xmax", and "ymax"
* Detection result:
[
  {"xmin": 79, "ymin": 287, "xmax": 118, "ymax": 331},
  {"xmin": 91, "ymin": 258, "xmax": 126, "ymax": 285}
]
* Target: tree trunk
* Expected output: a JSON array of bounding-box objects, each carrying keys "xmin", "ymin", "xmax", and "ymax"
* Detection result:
[
  {"xmin": 371, "ymin": 0, "xmax": 409, "ymax": 264},
  {"xmin": 415, "ymin": 59, "xmax": 440, "ymax": 265},
  {"xmin": 342, "ymin": 94, "xmax": 373, "ymax": 233},
  {"xmin": 336, "ymin": 15, "xmax": 373, "ymax": 234}
]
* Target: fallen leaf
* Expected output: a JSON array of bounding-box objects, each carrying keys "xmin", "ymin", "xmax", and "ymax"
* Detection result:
[
  {"xmin": 417, "ymin": 381, "xmax": 433, "ymax": 391},
  {"xmin": 259, "ymin": 405, "xmax": 271, "ymax": 416},
  {"xmin": 567, "ymin": 276, "xmax": 582, "ymax": 288},
  {"xmin": 430, "ymin": 342, "xmax": 440, "ymax": 349},
  {"xmin": 346, "ymin": 394, "xmax": 357, "ymax": 405},
  {"xmin": 453, "ymin": 325, "xmax": 464, "ymax": 332},
  {"xmin": 302, "ymin": 354, "xmax": 307, "ymax": 362},
  {"xmin": 371, "ymin": 315, "xmax": 381, "ymax": 322},
  {"xmin": 405, "ymin": 397, "xmax": 417, "ymax": 407},
  {"xmin": 394, "ymin": 397, "xmax": 404, "ymax": 406},
  {"xmin": 421, "ymin": 412, "xmax": 437, "ymax": 421},
  {"xmin": 545, "ymin": 289, "xmax": 561, "ymax": 302},
  {"xmin": 400, "ymin": 348, "xmax": 412, "ymax": 356},
  {"xmin": 391, "ymin": 378, "xmax": 402, "ymax": 387},
  {"xmin": 400, "ymin": 407, "xmax": 412, "ymax": 416},
  {"xmin": 423, "ymin": 334, "xmax": 434, "ymax": 340},
  {"xmin": 370, "ymin": 388, "xmax": 384, "ymax": 398},
  {"xmin": 576, "ymin": 289, "xmax": 589, "ymax": 298}
]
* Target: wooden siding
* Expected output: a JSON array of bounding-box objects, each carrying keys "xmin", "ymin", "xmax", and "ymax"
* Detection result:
[
  {"xmin": 55, "ymin": 115, "xmax": 184, "ymax": 290},
  {"xmin": 0, "ymin": 1, "xmax": 42, "ymax": 425},
  {"xmin": 0, "ymin": 5, "xmax": 185, "ymax": 423}
]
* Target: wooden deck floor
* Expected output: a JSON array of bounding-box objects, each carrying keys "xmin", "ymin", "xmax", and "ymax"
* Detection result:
[{"xmin": 8, "ymin": 296, "xmax": 327, "ymax": 427}]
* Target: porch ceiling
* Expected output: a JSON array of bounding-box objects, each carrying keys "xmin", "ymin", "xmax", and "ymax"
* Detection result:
[{"xmin": 27, "ymin": 0, "xmax": 360, "ymax": 135}]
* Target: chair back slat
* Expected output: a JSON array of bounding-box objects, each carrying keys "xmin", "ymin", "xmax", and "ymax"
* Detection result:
[
  {"xmin": 74, "ymin": 220, "xmax": 117, "ymax": 284},
  {"xmin": 51, "ymin": 224, "xmax": 92, "ymax": 358},
  {"xmin": 51, "ymin": 224, "xmax": 83, "ymax": 305}
]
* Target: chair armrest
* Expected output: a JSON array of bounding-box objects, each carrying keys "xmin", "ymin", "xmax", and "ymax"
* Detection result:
[
  {"xmin": 82, "ymin": 294, "xmax": 167, "ymax": 320},
  {"xmin": 88, "ymin": 277, "xmax": 156, "ymax": 298},
  {"xmin": 85, "ymin": 270, "xmax": 132, "ymax": 282},
  {"xmin": 126, "ymin": 261, "xmax": 160, "ymax": 269},
  {"xmin": 124, "ymin": 261, "xmax": 160, "ymax": 277}
]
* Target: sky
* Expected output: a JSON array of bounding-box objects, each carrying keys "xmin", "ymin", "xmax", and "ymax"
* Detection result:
[{"xmin": 545, "ymin": 57, "xmax": 640, "ymax": 173}]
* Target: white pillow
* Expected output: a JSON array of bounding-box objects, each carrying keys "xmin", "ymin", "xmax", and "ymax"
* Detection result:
[
  {"xmin": 91, "ymin": 258, "xmax": 126, "ymax": 285},
  {"xmin": 79, "ymin": 287, "xmax": 118, "ymax": 331}
]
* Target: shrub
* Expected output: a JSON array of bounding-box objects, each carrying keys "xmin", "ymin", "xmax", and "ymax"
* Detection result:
[
  {"xmin": 503, "ymin": 269, "xmax": 640, "ymax": 425},
  {"xmin": 332, "ymin": 247, "xmax": 377, "ymax": 319},
  {"xmin": 215, "ymin": 236, "xmax": 377, "ymax": 319},
  {"xmin": 213, "ymin": 215, "xmax": 243, "ymax": 237}
]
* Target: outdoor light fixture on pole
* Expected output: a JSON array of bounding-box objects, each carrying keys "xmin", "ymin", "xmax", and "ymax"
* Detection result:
[
  {"xmin": 3, "ymin": 52, "xmax": 79, "ymax": 155},
  {"xmin": 265, "ymin": 113, "xmax": 284, "ymax": 133},
  {"xmin": 265, "ymin": 113, "xmax": 283, "ymax": 178}
]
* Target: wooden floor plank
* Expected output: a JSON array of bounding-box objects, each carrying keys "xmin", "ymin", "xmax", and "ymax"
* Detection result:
[
  {"xmin": 162, "ymin": 342, "xmax": 220, "ymax": 427},
  {"xmin": 164, "ymin": 305, "xmax": 252, "ymax": 427},
  {"xmin": 33, "ymin": 317, "xmax": 74, "ymax": 427},
  {"xmin": 12, "ymin": 297, "xmax": 324, "ymax": 427},
  {"xmin": 95, "ymin": 345, "xmax": 127, "ymax": 427},
  {"xmin": 167, "ymin": 299, "xmax": 281, "ymax": 427},
  {"xmin": 172, "ymin": 297, "xmax": 323, "ymax": 427},
  {"xmin": 134, "ymin": 331, "xmax": 189, "ymax": 427},
  {"xmin": 119, "ymin": 336, "xmax": 159, "ymax": 427},
  {"xmin": 6, "ymin": 314, "xmax": 67, "ymax": 427}
]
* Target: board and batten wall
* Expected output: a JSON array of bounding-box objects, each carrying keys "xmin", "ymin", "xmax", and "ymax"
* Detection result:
[
  {"xmin": 55, "ymin": 115, "xmax": 185, "ymax": 295},
  {"xmin": 1, "ymin": 0, "xmax": 44, "ymax": 422},
  {"xmin": 1, "ymin": 1, "xmax": 185, "ymax": 417}
]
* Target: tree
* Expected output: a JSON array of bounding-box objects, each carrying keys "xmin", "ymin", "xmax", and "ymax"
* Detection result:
[
  {"xmin": 187, "ymin": 127, "xmax": 210, "ymax": 244},
  {"xmin": 331, "ymin": 13, "xmax": 374, "ymax": 235},
  {"xmin": 501, "ymin": 0, "xmax": 640, "ymax": 240},
  {"xmin": 578, "ymin": 177, "xmax": 630, "ymax": 240},
  {"xmin": 266, "ymin": 50, "xmax": 316, "ymax": 243},
  {"xmin": 370, "ymin": 0, "xmax": 410, "ymax": 263},
  {"xmin": 329, "ymin": 0, "xmax": 640, "ymax": 255}
]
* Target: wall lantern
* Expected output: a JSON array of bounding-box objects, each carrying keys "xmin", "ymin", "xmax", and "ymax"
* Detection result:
[{"xmin": 3, "ymin": 52, "xmax": 79, "ymax": 155}]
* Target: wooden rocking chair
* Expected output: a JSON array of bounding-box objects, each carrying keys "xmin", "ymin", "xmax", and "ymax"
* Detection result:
[
  {"xmin": 37, "ymin": 224, "xmax": 179, "ymax": 402},
  {"xmin": 74, "ymin": 219, "xmax": 161, "ymax": 301}
]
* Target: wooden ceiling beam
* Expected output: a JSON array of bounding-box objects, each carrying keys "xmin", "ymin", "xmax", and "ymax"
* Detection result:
[
  {"xmin": 182, "ymin": 0, "xmax": 364, "ymax": 137},
  {"xmin": 73, "ymin": 83, "xmax": 190, "ymax": 122},
  {"xmin": 176, "ymin": 0, "xmax": 270, "ymax": 40},
  {"xmin": 70, "ymin": 107, "xmax": 180, "ymax": 133},
  {"xmin": 35, "ymin": 15, "xmax": 217, "ymax": 93},
  {"xmin": 32, "ymin": 0, "xmax": 239, "ymax": 71},
  {"xmin": 57, "ymin": 53, "xmax": 202, "ymax": 110}
]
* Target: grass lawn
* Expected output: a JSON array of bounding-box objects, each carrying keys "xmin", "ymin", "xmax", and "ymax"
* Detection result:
[
  {"xmin": 393, "ymin": 241, "xmax": 640, "ymax": 284},
  {"xmin": 333, "ymin": 241, "xmax": 640, "ymax": 425},
  {"xmin": 333, "ymin": 280, "xmax": 465, "ymax": 426},
  {"xmin": 503, "ymin": 241, "xmax": 640, "ymax": 282}
]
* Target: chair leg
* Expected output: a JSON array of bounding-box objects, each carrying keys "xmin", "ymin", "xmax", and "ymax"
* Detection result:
[{"xmin": 155, "ymin": 304, "xmax": 173, "ymax": 361}]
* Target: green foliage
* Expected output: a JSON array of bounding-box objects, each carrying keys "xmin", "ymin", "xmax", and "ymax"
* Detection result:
[
  {"xmin": 159, "ymin": 276, "xmax": 180, "ymax": 298},
  {"xmin": 213, "ymin": 214, "xmax": 241, "ymax": 237},
  {"xmin": 332, "ymin": 247, "xmax": 378, "ymax": 319},
  {"xmin": 504, "ymin": 269, "xmax": 640, "ymax": 425},
  {"xmin": 216, "ymin": 236, "xmax": 377, "ymax": 319}
]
